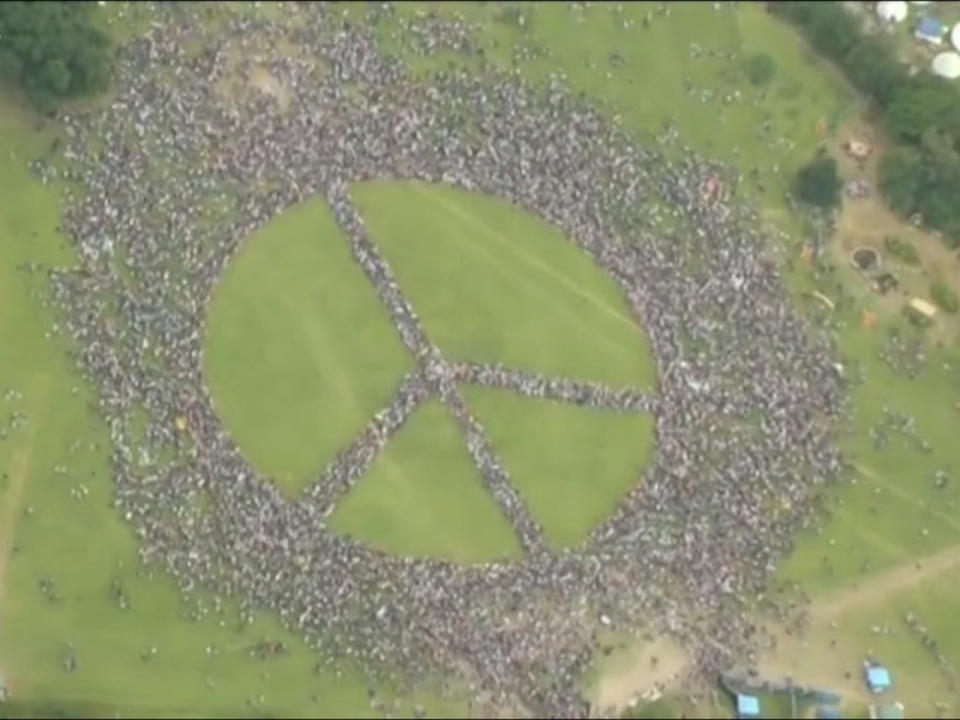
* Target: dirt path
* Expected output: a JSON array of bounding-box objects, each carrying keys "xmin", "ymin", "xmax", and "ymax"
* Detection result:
[
  {"xmin": 591, "ymin": 636, "xmax": 690, "ymax": 713},
  {"xmin": 0, "ymin": 375, "xmax": 49, "ymax": 603},
  {"xmin": 758, "ymin": 542, "xmax": 960, "ymax": 712}
]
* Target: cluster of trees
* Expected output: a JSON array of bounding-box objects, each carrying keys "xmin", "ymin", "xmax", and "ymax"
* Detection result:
[
  {"xmin": 770, "ymin": 1, "xmax": 960, "ymax": 246},
  {"xmin": 0, "ymin": 1, "xmax": 113, "ymax": 114}
]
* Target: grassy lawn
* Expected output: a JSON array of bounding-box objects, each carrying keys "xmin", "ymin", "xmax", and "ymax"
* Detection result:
[
  {"xmin": 350, "ymin": 180, "xmax": 656, "ymax": 389},
  {"xmin": 0, "ymin": 93, "xmax": 468, "ymax": 717},
  {"xmin": 463, "ymin": 387, "xmax": 655, "ymax": 548},
  {"xmin": 361, "ymin": 1, "xmax": 855, "ymax": 207},
  {"xmin": 204, "ymin": 198, "xmax": 414, "ymax": 494},
  {"xmin": 330, "ymin": 398, "xmax": 520, "ymax": 563},
  {"xmin": 4, "ymin": 0, "xmax": 960, "ymax": 716}
]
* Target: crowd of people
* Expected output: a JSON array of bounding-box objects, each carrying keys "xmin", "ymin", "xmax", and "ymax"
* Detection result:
[{"xmin": 38, "ymin": 3, "xmax": 847, "ymax": 716}]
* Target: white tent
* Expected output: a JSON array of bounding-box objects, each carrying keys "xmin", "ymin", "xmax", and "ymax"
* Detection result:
[
  {"xmin": 876, "ymin": 1, "xmax": 908, "ymax": 23},
  {"xmin": 952, "ymin": 22, "xmax": 960, "ymax": 52},
  {"xmin": 932, "ymin": 51, "xmax": 960, "ymax": 79}
]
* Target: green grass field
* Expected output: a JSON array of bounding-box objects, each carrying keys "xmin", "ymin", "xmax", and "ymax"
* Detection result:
[
  {"xmin": 204, "ymin": 198, "xmax": 414, "ymax": 494},
  {"xmin": 463, "ymin": 387, "xmax": 656, "ymax": 548},
  {"xmin": 0, "ymin": 91, "xmax": 466, "ymax": 718},
  {"xmin": 330, "ymin": 399, "xmax": 520, "ymax": 563},
  {"xmin": 351, "ymin": 180, "xmax": 656, "ymax": 388},
  {"xmin": 4, "ymin": 1, "xmax": 960, "ymax": 717},
  {"xmin": 204, "ymin": 182, "xmax": 657, "ymax": 558}
]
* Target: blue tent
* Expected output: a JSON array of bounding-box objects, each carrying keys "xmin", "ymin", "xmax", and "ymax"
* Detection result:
[
  {"xmin": 916, "ymin": 16, "xmax": 945, "ymax": 42},
  {"xmin": 737, "ymin": 694, "xmax": 761, "ymax": 719},
  {"xmin": 866, "ymin": 665, "xmax": 892, "ymax": 693}
]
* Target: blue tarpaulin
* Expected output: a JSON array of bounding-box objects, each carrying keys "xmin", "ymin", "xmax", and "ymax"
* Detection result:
[
  {"xmin": 917, "ymin": 16, "xmax": 945, "ymax": 40},
  {"xmin": 866, "ymin": 665, "xmax": 892, "ymax": 693},
  {"xmin": 737, "ymin": 694, "xmax": 761, "ymax": 718}
]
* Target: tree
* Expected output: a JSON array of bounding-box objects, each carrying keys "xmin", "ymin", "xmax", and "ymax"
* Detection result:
[
  {"xmin": 744, "ymin": 53, "xmax": 776, "ymax": 86},
  {"xmin": 878, "ymin": 145, "xmax": 923, "ymax": 215},
  {"xmin": 40, "ymin": 57, "xmax": 70, "ymax": 94},
  {"xmin": 0, "ymin": 1, "xmax": 112, "ymax": 112},
  {"xmin": 884, "ymin": 73, "xmax": 960, "ymax": 146},
  {"xmin": 794, "ymin": 152, "xmax": 842, "ymax": 209},
  {"xmin": 807, "ymin": 2, "xmax": 858, "ymax": 61},
  {"xmin": 843, "ymin": 37, "xmax": 906, "ymax": 106},
  {"xmin": 914, "ymin": 152, "xmax": 960, "ymax": 238}
]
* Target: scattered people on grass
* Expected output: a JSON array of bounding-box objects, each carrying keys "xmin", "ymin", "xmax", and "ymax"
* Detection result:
[{"xmin": 23, "ymin": 4, "xmax": 849, "ymax": 716}]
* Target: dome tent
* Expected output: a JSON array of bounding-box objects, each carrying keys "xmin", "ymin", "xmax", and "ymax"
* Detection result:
[
  {"xmin": 877, "ymin": 1, "xmax": 908, "ymax": 23},
  {"xmin": 932, "ymin": 51, "xmax": 960, "ymax": 79}
]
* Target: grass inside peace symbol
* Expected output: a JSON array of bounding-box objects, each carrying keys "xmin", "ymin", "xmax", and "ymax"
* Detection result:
[
  {"xmin": 330, "ymin": 399, "xmax": 521, "ymax": 563},
  {"xmin": 351, "ymin": 181, "xmax": 657, "ymax": 389},
  {"xmin": 204, "ymin": 198, "xmax": 414, "ymax": 494},
  {"xmin": 204, "ymin": 186, "xmax": 658, "ymax": 559},
  {"xmin": 463, "ymin": 387, "xmax": 656, "ymax": 549}
]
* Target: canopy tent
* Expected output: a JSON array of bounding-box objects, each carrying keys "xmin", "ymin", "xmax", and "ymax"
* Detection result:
[
  {"xmin": 737, "ymin": 694, "xmax": 761, "ymax": 719},
  {"xmin": 932, "ymin": 51, "xmax": 960, "ymax": 79},
  {"xmin": 866, "ymin": 665, "xmax": 892, "ymax": 693},
  {"xmin": 952, "ymin": 22, "xmax": 960, "ymax": 52},
  {"xmin": 916, "ymin": 15, "xmax": 946, "ymax": 44},
  {"xmin": 876, "ymin": 1, "xmax": 908, "ymax": 23}
]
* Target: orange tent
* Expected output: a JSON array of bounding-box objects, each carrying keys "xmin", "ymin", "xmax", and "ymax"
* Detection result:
[{"xmin": 862, "ymin": 310, "xmax": 876, "ymax": 329}]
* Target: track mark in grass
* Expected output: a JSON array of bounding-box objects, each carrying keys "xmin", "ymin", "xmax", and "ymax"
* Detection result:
[
  {"xmin": 415, "ymin": 183, "xmax": 637, "ymax": 331},
  {"xmin": 279, "ymin": 289, "xmax": 360, "ymax": 429},
  {"xmin": 811, "ymin": 541, "xmax": 960, "ymax": 621},
  {"xmin": 853, "ymin": 462, "xmax": 960, "ymax": 536},
  {"xmin": 0, "ymin": 374, "xmax": 50, "ymax": 601},
  {"xmin": 854, "ymin": 522, "xmax": 912, "ymax": 561}
]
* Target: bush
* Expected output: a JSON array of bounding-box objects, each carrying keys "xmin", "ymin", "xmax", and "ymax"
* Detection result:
[
  {"xmin": 795, "ymin": 152, "xmax": 842, "ymax": 209},
  {"xmin": 745, "ymin": 53, "xmax": 776, "ymax": 86},
  {"xmin": 931, "ymin": 281, "xmax": 959, "ymax": 313},
  {"xmin": 883, "ymin": 235, "xmax": 919, "ymax": 264},
  {"xmin": 0, "ymin": 2, "xmax": 113, "ymax": 112}
]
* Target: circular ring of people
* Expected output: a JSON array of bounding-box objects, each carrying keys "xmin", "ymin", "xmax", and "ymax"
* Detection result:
[{"xmin": 41, "ymin": 5, "xmax": 846, "ymax": 716}]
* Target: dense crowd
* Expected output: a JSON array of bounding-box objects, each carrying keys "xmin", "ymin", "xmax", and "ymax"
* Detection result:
[{"xmin": 38, "ymin": 3, "xmax": 846, "ymax": 716}]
